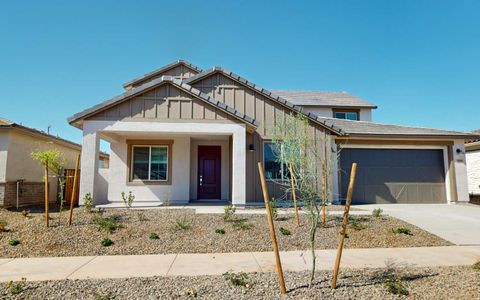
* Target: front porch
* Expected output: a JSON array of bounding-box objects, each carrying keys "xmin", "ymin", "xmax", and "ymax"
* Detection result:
[{"xmin": 79, "ymin": 120, "xmax": 246, "ymax": 206}]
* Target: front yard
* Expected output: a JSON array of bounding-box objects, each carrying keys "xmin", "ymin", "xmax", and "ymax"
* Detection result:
[{"xmin": 0, "ymin": 206, "xmax": 451, "ymax": 258}]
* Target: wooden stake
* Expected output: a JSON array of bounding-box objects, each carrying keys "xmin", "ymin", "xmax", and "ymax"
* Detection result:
[
  {"xmin": 44, "ymin": 160, "xmax": 49, "ymax": 227},
  {"xmin": 258, "ymin": 162, "xmax": 287, "ymax": 295},
  {"xmin": 68, "ymin": 154, "xmax": 80, "ymax": 226},
  {"xmin": 321, "ymin": 160, "xmax": 326, "ymax": 225},
  {"xmin": 331, "ymin": 163, "xmax": 357, "ymax": 289},
  {"xmin": 288, "ymin": 163, "xmax": 300, "ymax": 226}
]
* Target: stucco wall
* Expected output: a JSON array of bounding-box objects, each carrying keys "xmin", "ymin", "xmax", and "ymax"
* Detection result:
[
  {"xmin": 466, "ymin": 149, "xmax": 480, "ymax": 195},
  {"xmin": 0, "ymin": 132, "xmax": 9, "ymax": 183},
  {"xmin": 107, "ymin": 136, "xmax": 191, "ymax": 203}
]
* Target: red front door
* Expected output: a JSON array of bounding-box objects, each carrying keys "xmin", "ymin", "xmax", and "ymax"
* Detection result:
[{"xmin": 197, "ymin": 146, "xmax": 221, "ymax": 199}]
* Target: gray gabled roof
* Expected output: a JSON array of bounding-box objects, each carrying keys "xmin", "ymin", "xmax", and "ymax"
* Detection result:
[
  {"xmin": 269, "ymin": 90, "xmax": 377, "ymax": 109},
  {"xmin": 185, "ymin": 67, "xmax": 346, "ymax": 136},
  {"xmin": 68, "ymin": 76, "xmax": 259, "ymax": 128},
  {"xmin": 122, "ymin": 59, "xmax": 202, "ymax": 89},
  {"xmin": 318, "ymin": 117, "xmax": 480, "ymax": 139}
]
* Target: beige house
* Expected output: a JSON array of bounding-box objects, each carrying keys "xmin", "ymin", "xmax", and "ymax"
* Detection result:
[
  {"xmin": 68, "ymin": 60, "xmax": 479, "ymax": 207},
  {"xmin": 0, "ymin": 117, "xmax": 109, "ymax": 208}
]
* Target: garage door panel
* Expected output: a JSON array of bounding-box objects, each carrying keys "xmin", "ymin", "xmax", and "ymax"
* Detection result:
[{"xmin": 340, "ymin": 149, "xmax": 446, "ymax": 204}]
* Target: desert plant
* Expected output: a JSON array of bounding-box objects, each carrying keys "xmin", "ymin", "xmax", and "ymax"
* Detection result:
[
  {"xmin": 269, "ymin": 197, "xmax": 278, "ymax": 220},
  {"xmin": 384, "ymin": 278, "xmax": 409, "ymax": 295},
  {"xmin": 121, "ymin": 191, "xmax": 135, "ymax": 209},
  {"xmin": 372, "ymin": 208, "xmax": 383, "ymax": 218},
  {"xmin": 215, "ymin": 228, "xmax": 226, "ymax": 234},
  {"xmin": 173, "ymin": 219, "xmax": 191, "ymax": 231},
  {"xmin": 6, "ymin": 277, "xmax": 26, "ymax": 295},
  {"xmin": 224, "ymin": 204, "xmax": 236, "ymax": 220},
  {"xmin": 93, "ymin": 215, "xmax": 121, "ymax": 234},
  {"xmin": 279, "ymin": 227, "xmax": 291, "ymax": 236},
  {"xmin": 94, "ymin": 291, "xmax": 116, "ymax": 300},
  {"xmin": 101, "ymin": 238, "xmax": 114, "ymax": 247},
  {"xmin": 21, "ymin": 210, "xmax": 30, "ymax": 218},
  {"xmin": 232, "ymin": 219, "xmax": 253, "ymax": 230},
  {"xmin": 472, "ymin": 261, "xmax": 480, "ymax": 270},
  {"xmin": 137, "ymin": 212, "xmax": 149, "ymax": 222},
  {"xmin": 349, "ymin": 217, "xmax": 370, "ymax": 231},
  {"xmin": 149, "ymin": 232, "xmax": 159, "ymax": 240},
  {"xmin": 83, "ymin": 192, "xmax": 93, "ymax": 212},
  {"xmin": 392, "ymin": 227, "xmax": 412, "ymax": 235},
  {"xmin": 223, "ymin": 272, "xmax": 250, "ymax": 287},
  {"xmin": 8, "ymin": 239, "xmax": 20, "ymax": 246},
  {"xmin": 0, "ymin": 220, "xmax": 7, "ymax": 232}
]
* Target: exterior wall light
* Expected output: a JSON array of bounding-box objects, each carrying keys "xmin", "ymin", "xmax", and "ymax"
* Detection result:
[{"xmin": 248, "ymin": 144, "xmax": 255, "ymax": 152}]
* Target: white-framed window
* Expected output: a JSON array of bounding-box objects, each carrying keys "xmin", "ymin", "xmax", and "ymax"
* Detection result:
[
  {"xmin": 131, "ymin": 145, "xmax": 169, "ymax": 181},
  {"xmin": 263, "ymin": 141, "xmax": 288, "ymax": 180},
  {"xmin": 334, "ymin": 111, "xmax": 359, "ymax": 121}
]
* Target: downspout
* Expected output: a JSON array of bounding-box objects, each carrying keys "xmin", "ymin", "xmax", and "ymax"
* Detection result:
[{"xmin": 16, "ymin": 179, "xmax": 24, "ymax": 210}]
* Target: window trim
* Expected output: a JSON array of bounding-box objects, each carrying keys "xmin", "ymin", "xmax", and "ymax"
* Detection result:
[
  {"xmin": 126, "ymin": 140, "xmax": 173, "ymax": 185},
  {"xmin": 263, "ymin": 141, "xmax": 288, "ymax": 181},
  {"xmin": 332, "ymin": 108, "xmax": 360, "ymax": 121}
]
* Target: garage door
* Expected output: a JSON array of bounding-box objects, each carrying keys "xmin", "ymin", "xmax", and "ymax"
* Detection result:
[{"xmin": 340, "ymin": 149, "xmax": 447, "ymax": 204}]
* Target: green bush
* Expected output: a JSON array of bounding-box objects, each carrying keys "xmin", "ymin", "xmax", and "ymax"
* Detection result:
[
  {"xmin": 224, "ymin": 204, "xmax": 236, "ymax": 220},
  {"xmin": 101, "ymin": 238, "xmax": 114, "ymax": 247},
  {"xmin": 83, "ymin": 192, "xmax": 93, "ymax": 213},
  {"xmin": 372, "ymin": 208, "xmax": 383, "ymax": 218},
  {"xmin": 137, "ymin": 212, "xmax": 149, "ymax": 222},
  {"xmin": 94, "ymin": 291, "xmax": 116, "ymax": 300},
  {"xmin": 392, "ymin": 227, "xmax": 412, "ymax": 235},
  {"xmin": 121, "ymin": 191, "xmax": 135, "ymax": 209},
  {"xmin": 8, "ymin": 239, "xmax": 20, "ymax": 246},
  {"xmin": 174, "ymin": 219, "xmax": 191, "ymax": 231},
  {"xmin": 472, "ymin": 261, "xmax": 480, "ymax": 270},
  {"xmin": 279, "ymin": 227, "xmax": 291, "ymax": 236},
  {"xmin": 384, "ymin": 278, "xmax": 409, "ymax": 296},
  {"xmin": 149, "ymin": 233, "xmax": 159, "ymax": 240},
  {"xmin": 215, "ymin": 228, "xmax": 226, "ymax": 235},
  {"xmin": 232, "ymin": 219, "xmax": 253, "ymax": 230},
  {"xmin": 269, "ymin": 198, "xmax": 278, "ymax": 219},
  {"xmin": 348, "ymin": 217, "xmax": 370, "ymax": 231},
  {"xmin": 223, "ymin": 272, "xmax": 249, "ymax": 287},
  {"xmin": 93, "ymin": 215, "xmax": 122, "ymax": 234},
  {"xmin": 6, "ymin": 277, "xmax": 26, "ymax": 296}
]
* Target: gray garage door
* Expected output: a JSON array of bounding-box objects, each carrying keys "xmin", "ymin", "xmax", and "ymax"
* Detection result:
[{"xmin": 340, "ymin": 149, "xmax": 447, "ymax": 204}]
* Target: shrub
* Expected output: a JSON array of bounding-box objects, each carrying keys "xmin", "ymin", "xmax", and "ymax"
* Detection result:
[
  {"xmin": 6, "ymin": 277, "xmax": 26, "ymax": 296},
  {"xmin": 223, "ymin": 272, "xmax": 250, "ymax": 287},
  {"xmin": 94, "ymin": 291, "xmax": 116, "ymax": 300},
  {"xmin": 348, "ymin": 217, "xmax": 370, "ymax": 231},
  {"xmin": 93, "ymin": 215, "xmax": 122, "ymax": 234},
  {"xmin": 174, "ymin": 219, "xmax": 191, "ymax": 231},
  {"xmin": 279, "ymin": 227, "xmax": 291, "ymax": 236},
  {"xmin": 21, "ymin": 210, "xmax": 30, "ymax": 218},
  {"xmin": 137, "ymin": 212, "xmax": 149, "ymax": 222},
  {"xmin": 215, "ymin": 228, "xmax": 226, "ymax": 235},
  {"xmin": 392, "ymin": 227, "xmax": 412, "ymax": 235},
  {"xmin": 0, "ymin": 220, "xmax": 8, "ymax": 232},
  {"xmin": 269, "ymin": 198, "xmax": 278, "ymax": 219},
  {"xmin": 83, "ymin": 193, "xmax": 93, "ymax": 212},
  {"xmin": 8, "ymin": 239, "xmax": 20, "ymax": 246},
  {"xmin": 232, "ymin": 219, "xmax": 253, "ymax": 230},
  {"xmin": 121, "ymin": 191, "xmax": 135, "ymax": 209},
  {"xmin": 372, "ymin": 208, "xmax": 383, "ymax": 218},
  {"xmin": 101, "ymin": 238, "xmax": 114, "ymax": 247},
  {"xmin": 224, "ymin": 204, "xmax": 236, "ymax": 220},
  {"xmin": 472, "ymin": 261, "xmax": 480, "ymax": 270},
  {"xmin": 149, "ymin": 232, "xmax": 159, "ymax": 240},
  {"xmin": 384, "ymin": 278, "xmax": 409, "ymax": 296}
]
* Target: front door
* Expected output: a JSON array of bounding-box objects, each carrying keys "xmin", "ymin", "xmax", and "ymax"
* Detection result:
[{"xmin": 197, "ymin": 145, "xmax": 221, "ymax": 199}]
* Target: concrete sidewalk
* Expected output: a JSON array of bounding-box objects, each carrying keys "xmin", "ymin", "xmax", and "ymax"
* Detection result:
[{"xmin": 0, "ymin": 246, "xmax": 478, "ymax": 282}]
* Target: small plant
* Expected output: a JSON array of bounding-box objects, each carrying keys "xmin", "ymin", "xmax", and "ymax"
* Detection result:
[
  {"xmin": 348, "ymin": 217, "xmax": 370, "ymax": 231},
  {"xmin": 392, "ymin": 227, "xmax": 412, "ymax": 235},
  {"xmin": 384, "ymin": 278, "xmax": 409, "ymax": 296},
  {"xmin": 8, "ymin": 239, "xmax": 20, "ymax": 246},
  {"xmin": 185, "ymin": 287, "xmax": 197, "ymax": 297},
  {"xmin": 223, "ymin": 271, "xmax": 250, "ymax": 287},
  {"xmin": 94, "ymin": 291, "xmax": 116, "ymax": 300},
  {"xmin": 121, "ymin": 191, "xmax": 135, "ymax": 209},
  {"xmin": 224, "ymin": 204, "xmax": 236, "ymax": 220},
  {"xmin": 269, "ymin": 197, "xmax": 278, "ymax": 219},
  {"xmin": 6, "ymin": 277, "xmax": 26, "ymax": 295},
  {"xmin": 0, "ymin": 220, "xmax": 8, "ymax": 232},
  {"xmin": 215, "ymin": 228, "xmax": 226, "ymax": 234},
  {"xmin": 279, "ymin": 227, "xmax": 291, "ymax": 236},
  {"xmin": 471, "ymin": 261, "xmax": 480, "ymax": 270},
  {"xmin": 101, "ymin": 238, "xmax": 114, "ymax": 247},
  {"xmin": 137, "ymin": 212, "xmax": 149, "ymax": 222},
  {"xmin": 21, "ymin": 210, "xmax": 30, "ymax": 218},
  {"xmin": 93, "ymin": 215, "xmax": 122, "ymax": 234},
  {"xmin": 232, "ymin": 219, "xmax": 253, "ymax": 230},
  {"xmin": 149, "ymin": 232, "xmax": 159, "ymax": 240},
  {"xmin": 372, "ymin": 208, "xmax": 383, "ymax": 218},
  {"xmin": 173, "ymin": 219, "xmax": 191, "ymax": 231},
  {"xmin": 83, "ymin": 192, "xmax": 93, "ymax": 213}
]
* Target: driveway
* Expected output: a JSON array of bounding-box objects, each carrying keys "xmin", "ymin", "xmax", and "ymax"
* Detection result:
[{"xmin": 352, "ymin": 204, "xmax": 480, "ymax": 245}]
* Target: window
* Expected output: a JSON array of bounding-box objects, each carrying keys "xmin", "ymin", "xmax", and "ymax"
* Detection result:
[
  {"xmin": 131, "ymin": 145, "xmax": 169, "ymax": 181},
  {"xmin": 263, "ymin": 142, "xmax": 288, "ymax": 180},
  {"xmin": 334, "ymin": 111, "xmax": 359, "ymax": 121}
]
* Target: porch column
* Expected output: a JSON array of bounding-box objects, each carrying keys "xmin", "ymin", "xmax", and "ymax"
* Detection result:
[
  {"xmin": 79, "ymin": 128, "xmax": 100, "ymax": 205},
  {"xmin": 231, "ymin": 127, "xmax": 246, "ymax": 206}
]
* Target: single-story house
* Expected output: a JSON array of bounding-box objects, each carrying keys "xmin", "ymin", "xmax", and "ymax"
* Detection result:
[
  {"xmin": 68, "ymin": 60, "xmax": 479, "ymax": 206},
  {"xmin": 0, "ymin": 117, "xmax": 109, "ymax": 208},
  {"xmin": 465, "ymin": 131, "xmax": 480, "ymax": 203}
]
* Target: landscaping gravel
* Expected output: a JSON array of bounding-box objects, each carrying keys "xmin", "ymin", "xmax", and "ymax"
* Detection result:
[
  {"xmin": 1, "ymin": 266, "xmax": 478, "ymax": 299},
  {"xmin": 0, "ymin": 207, "xmax": 451, "ymax": 258}
]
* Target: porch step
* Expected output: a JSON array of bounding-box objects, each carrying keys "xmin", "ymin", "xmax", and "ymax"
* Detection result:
[{"xmin": 96, "ymin": 201, "xmax": 165, "ymax": 209}]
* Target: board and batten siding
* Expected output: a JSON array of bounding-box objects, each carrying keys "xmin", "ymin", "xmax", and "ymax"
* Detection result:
[
  {"xmin": 129, "ymin": 64, "xmax": 200, "ymax": 89},
  {"xmin": 87, "ymin": 83, "xmax": 241, "ymax": 124},
  {"xmin": 191, "ymin": 72, "xmax": 334, "ymax": 202}
]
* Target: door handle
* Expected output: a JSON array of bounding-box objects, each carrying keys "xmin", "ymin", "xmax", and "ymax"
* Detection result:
[{"xmin": 199, "ymin": 175, "xmax": 203, "ymax": 186}]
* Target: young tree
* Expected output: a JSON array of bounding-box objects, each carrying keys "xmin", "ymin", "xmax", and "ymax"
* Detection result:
[
  {"xmin": 31, "ymin": 146, "xmax": 67, "ymax": 226},
  {"xmin": 271, "ymin": 112, "xmax": 333, "ymax": 286}
]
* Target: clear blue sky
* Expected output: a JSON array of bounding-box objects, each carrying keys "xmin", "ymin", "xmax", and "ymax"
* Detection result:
[{"xmin": 1, "ymin": 0, "xmax": 479, "ymax": 151}]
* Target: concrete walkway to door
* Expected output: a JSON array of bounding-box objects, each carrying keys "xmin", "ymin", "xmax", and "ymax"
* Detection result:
[{"xmin": 353, "ymin": 204, "xmax": 480, "ymax": 246}]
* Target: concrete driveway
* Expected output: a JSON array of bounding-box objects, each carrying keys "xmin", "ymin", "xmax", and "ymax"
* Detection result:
[{"xmin": 352, "ymin": 204, "xmax": 480, "ymax": 246}]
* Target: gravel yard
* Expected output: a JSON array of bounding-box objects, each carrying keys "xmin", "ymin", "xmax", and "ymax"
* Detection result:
[
  {"xmin": 1, "ymin": 266, "xmax": 478, "ymax": 299},
  {"xmin": 0, "ymin": 207, "xmax": 451, "ymax": 258}
]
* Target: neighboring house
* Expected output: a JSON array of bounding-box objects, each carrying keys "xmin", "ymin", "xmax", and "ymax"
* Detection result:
[
  {"xmin": 0, "ymin": 117, "xmax": 109, "ymax": 208},
  {"xmin": 465, "ymin": 131, "xmax": 480, "ymax": 203},
  {"xmin": 68, "ymin": 60, "xmax": 479, "ymax": 206}
]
